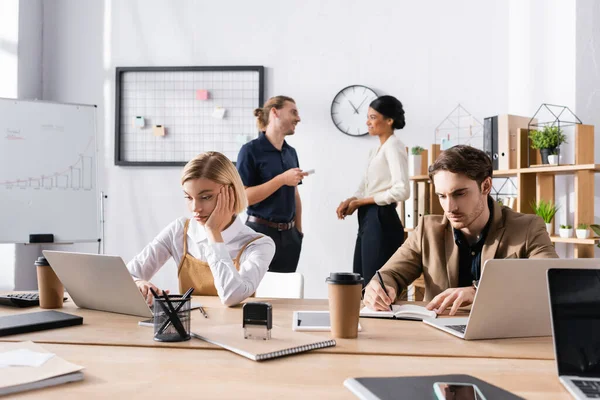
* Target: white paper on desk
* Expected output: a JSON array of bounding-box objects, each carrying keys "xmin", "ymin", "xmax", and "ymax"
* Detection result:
[{"xmin": 0, "ymin": 349, "xmax": 55, "ymax": 368}]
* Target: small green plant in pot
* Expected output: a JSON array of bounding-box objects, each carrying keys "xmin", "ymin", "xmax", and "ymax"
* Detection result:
[
  {"xmin": 529, "ymin": 126, "xmax": 567, "ymax": 164},
  {"xmin": 530, "ymin": 200, "xmax": 559, "ymax": 234},
  {"xmin": 559, "ymin": 224, "xmax": 573, "ymax": 238},
  {"xmin": 409, "ymin": 146, "xmax": 426, "ymax": 176},
  {"xmin": 576, "ymin": 223, "xmax": 590, "ymax": 239}
]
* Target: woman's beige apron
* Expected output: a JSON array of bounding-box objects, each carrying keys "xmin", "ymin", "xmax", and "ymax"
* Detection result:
[{"xmin": 178, "ymin": 219, "xmax": 261, "ymax": 295}]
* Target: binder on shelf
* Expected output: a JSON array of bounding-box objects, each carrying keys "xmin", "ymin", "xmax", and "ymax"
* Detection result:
[
  {"xmin": 417, "ymin": 182, "xmax": 430, "ymax": 219},
  {"xmin": 485, "ymin": 115, "xmax": 534, "ymax": 170},
  {"xmin": 404, "ymin": 182, "xmax": 417, "ymax": 229}
]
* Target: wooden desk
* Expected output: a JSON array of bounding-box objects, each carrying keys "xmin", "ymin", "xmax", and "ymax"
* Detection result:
[
  {"xmin": 11, "ymin": 343, "xmax": 569, "ymax": 399},
  {"xmin": 0, "ymin": 297, "xmax": 554, "ymax": 360}
]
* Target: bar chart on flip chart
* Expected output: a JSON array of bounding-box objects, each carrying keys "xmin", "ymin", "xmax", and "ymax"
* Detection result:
[{"xmin": 0, "ymin": 98, "xmax": 100, "ymax": 243}]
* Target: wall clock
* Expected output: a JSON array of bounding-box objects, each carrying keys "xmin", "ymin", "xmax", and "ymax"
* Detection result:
[{"xmin": 330, "ymin": 85, "xmax": 378, "ymax": 136}]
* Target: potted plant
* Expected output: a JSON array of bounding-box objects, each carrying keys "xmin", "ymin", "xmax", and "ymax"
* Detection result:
[
  {"xmin": 547, "ymin": 148, "xmax": 559, "ymax": 165},
  {"xmin": 559, "ymin": 224, "xmax": 573, "ymax": 238},
  {"xmin": 409, "ymin": 146, "xmax": 425, "ymax": 176},
  {"xmin": 530, "ymin": 200, "xmax": 559, "ymax": 235},
  {"xmin": 576, "ymin": 223, "xmax": 590, "ymax": 239},
  {"xmin": 529, "ymin": 126, "xmax": 567, "ymax": 164}
]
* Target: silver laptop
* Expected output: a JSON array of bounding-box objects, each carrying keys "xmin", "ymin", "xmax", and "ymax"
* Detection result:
[
  {"xmin": 547, "ymin": 268, "xmax": 600, "ymax": 400},
  {"xmin": 422, "ymin": 258, "xmax": 600, "ymax": 340},
  {"xmin": 43, "ymin": 251, "xmax": 155, "ymax": 318}
]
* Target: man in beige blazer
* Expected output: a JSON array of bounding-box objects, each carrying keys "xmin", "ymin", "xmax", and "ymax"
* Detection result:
[{"xmin": 364, "ymin": 145, "xmax": 558, "ymax": 316}]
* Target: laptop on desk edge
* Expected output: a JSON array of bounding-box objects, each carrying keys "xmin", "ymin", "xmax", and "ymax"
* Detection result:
[
  {"xmin": 422, "ymin": 258, "xmax": 600, "ymax": 340},
  {"xmin": 547, "ymin": 268, "xmax": 600, "ymax": 400},
  {"xmin": 43, "ymin": 251, "xmax": 155, "ymax": 318}
]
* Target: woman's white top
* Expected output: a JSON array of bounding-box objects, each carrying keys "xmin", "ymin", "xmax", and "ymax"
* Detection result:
[
  {"xmin": 354, "ymin": 134, "xmax": 410, "ymax": 205},
  {"xmin": 127, "ymin": 216, "xmax": 275, "ymax": 306}
]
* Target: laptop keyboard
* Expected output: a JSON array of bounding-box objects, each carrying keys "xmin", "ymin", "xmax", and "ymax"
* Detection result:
[
  {"xmin": 447, "ymin": 324, "xmax": 467, "ymax": 334},
  {"xmin": 573, "ymin": 380, "xmax": 600, "ymax": 398}
]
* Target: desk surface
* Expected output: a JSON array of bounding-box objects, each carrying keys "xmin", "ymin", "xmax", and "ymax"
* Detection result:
[
  {"xmin": 12, "ymin": 343, "xmax": 569, "ymax": 399},
  {"xmin": 0, "ymin": 296, "xmax": 555, "ymax": 360}
]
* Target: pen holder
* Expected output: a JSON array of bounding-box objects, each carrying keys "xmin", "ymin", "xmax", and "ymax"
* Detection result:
[{"xmin": 153, "ymin": 295, "xmax": 191, "ymax": 342}]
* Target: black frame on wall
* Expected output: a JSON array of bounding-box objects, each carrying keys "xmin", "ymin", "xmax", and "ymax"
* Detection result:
[{"xmin": 114, "ymin": 65, "xmax": 265, "ymax": 166}]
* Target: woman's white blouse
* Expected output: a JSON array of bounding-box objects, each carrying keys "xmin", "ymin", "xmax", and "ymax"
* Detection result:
[
  {"xmin": 354, "ymin": 134, "xmax": 410, "ymax": 205},
  {"xmin": 127, "ymin": 216, "xmax": 275, "ymax": 306}
]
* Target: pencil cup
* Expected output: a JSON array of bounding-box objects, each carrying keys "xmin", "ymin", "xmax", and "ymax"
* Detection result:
[
  {"xmin": 326, "ymin": 272, "xmax": 364, "ymax": 339},
  {"xmin": 35, "ymin": 257, "xmax": 64, "ymax": 309},
  {"xmin": 153, "ymin": 295, "xmax": 191, "ymax": 342}
]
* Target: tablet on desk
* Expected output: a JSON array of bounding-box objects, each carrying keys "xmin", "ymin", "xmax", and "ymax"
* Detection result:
[{"xmin": 292, "ymin": 310, "xmax": 361, "ymax": 332}]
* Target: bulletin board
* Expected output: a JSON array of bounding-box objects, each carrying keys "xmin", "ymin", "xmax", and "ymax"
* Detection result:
[{"xmin": 114, "ymin": 66, "xmax": 264, "ymax": 166}]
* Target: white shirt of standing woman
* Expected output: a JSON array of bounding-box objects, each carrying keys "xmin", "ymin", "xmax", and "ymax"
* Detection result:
[
  {"xmin": 127, "ymin": 216, "xmax": 275, "ymax": 306},
  {"xmin": 354, "ymin": 134, "xmax": 410, "ymax": 205}
]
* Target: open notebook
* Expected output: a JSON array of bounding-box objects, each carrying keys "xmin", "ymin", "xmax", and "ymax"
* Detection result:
[
  {"xmin": 191, "ymin": 324, "xmax": 336, "ymax": 361},
  {"xmin": 0, "ymin": 341, "xmax": 84, "ymax": 396},
  {"xmin": 360, "ymin": 304, "xmax": 437, "ymax": 321}
]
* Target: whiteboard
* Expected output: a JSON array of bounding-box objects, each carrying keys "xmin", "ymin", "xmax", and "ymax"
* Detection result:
[{"xmin": 0, "ymin": 98, "xmax": 100, "ymax": 243}]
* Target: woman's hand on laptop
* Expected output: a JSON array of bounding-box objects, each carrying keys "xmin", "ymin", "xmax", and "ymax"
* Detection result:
[
  {"xmin": 135, "ymin": 280, "xmax": 170, "ymax": 306},
  {"xmin": 363, "ymin": 280, "xmax": 397, "ymax": 311},
  {"xmin": 426, "ymin": 287, "xmax": 475, "ymax": 316}
]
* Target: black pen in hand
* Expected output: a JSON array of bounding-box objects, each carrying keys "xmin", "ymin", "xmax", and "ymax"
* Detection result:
[{"xmin": 376, "ymin": 271, "xmax": 394, "ymax": 311}]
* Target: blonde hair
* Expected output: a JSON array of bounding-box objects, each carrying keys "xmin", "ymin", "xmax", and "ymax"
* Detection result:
[
  {"xmin": 181, "ymin": 152, "xmax": 248, "ymax": 214},
  {"xmin": 253, "ymin": 95, "xmax": 296, "ymax": 131}
]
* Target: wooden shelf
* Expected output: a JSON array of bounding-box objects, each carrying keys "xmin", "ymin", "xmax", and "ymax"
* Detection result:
[
  {"xmin": 494, "ymin": 169, "xmax": 519, "ymax": 177},
  {"xmin": 493, "ymin": 164, "xmax": 600, "ymax": 177},
  {"xmin": 519, "ymin": 164, "xmax": 600, "ymax": 174},
  {"xmin": 549, "ymin": 236, "xmax": 600, "ymax": 244},
  {"xmin": 409, "ymin": 175, "xmax": 430, "ymax": 181}
]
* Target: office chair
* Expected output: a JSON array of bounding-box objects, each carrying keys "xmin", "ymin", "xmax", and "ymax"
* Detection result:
[{"xmin": 255, "ymin": 272, "xmax": 304, "ymax": 299}]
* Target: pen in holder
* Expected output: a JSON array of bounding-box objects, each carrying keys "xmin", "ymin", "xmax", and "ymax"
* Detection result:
[{"xmin": 153, "ymin": 294, "xmax": 191, "ymax": 342}]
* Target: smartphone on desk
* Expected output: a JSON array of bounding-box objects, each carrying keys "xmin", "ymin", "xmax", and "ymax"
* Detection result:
[{"xmin": 433, "ymin": 382, "xmax": 486, "ymax": 400}]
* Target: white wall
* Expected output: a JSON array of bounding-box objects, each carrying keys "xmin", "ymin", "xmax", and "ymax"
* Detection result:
[
  {"xmin": 576, "ymin": 0, "xmax": 600, "ymax": 240},
  {"xmin": 17, "ymin": 0, "xmax": 42, "ymax": 99},
  {"xmin": 0, "ymin": 0, "xmax": 20, "ymax": 289},
  {"xmin": 35, "ymin": 0, "xmax": 600, "ymax": 298},
  {"xmin": 40, "ymin": 0, "xmax": 512, "ymax": 298}
]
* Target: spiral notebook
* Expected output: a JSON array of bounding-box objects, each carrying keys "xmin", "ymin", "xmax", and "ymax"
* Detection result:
[{"xmin": 191, "ymin": 324, "xmax": 336, "ymax": 361}]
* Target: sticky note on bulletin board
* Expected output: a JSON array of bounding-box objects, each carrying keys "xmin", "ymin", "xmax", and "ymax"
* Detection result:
[
  {"xmin": 153, "ymin": 125, "xmax": 166, "ymax": 137},
  {"xmin": 196, "ymin": 90, "xmax": 209, "ymax": 100}
]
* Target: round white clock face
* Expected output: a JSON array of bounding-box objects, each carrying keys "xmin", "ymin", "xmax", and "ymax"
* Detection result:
[{"xmin": 330, "ymin": 85, "xmax": 378, "ymax": 136}]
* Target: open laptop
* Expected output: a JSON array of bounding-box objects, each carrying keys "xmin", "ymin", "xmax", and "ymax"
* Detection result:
[
  {"xmin": 43, "ymin": 251, "xmax": 162, "ymax": 318},
  {"xmin": 547, "ymin": 268, "xmax": 600, "ymax": 400},
  {"xmin": 422, "ymin": 258, "xmax": 600, "ymax": 340}
]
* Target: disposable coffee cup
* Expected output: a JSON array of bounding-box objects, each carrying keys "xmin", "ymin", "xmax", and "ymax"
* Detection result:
[
  {"xmin": 35, "ymin": 256, "xmax": 64, "ymax": 309},
  {"xmin": 326, "ymin": 272, "xmax": 364, "ymax": 339}
]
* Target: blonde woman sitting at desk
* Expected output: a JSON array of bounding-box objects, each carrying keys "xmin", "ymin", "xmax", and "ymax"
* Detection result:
[{"xmin": 127, "ymin": 151, "xmax": 275, "ymax": 307}]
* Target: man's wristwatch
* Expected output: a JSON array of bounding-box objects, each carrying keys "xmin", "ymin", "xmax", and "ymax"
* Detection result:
[{"xmin": 472, "ymin": 280, "xmax": 479, "ymax": 290}]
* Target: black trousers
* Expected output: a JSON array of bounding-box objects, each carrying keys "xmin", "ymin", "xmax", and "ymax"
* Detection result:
[
  {"xmin": 246, "ymin": 221, "xmax": 303, "ymax": 273},
  {"xmin": 353, "ymin": 203, "xmax": 404, "ymax": 286}
]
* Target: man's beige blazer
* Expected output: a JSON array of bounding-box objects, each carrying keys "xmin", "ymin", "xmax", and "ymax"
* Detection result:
[{"xmin": 379, "ymin": 199, "xmax": 559, "ymax": 301}]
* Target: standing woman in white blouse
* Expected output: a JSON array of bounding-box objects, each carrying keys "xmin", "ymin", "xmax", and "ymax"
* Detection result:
[
  {"xmin": 336, "ymin": 95, "xmax": 410, "ymax": 285},
  {"xmin": 127, "ymin": 151, "xmax": 275, "ymax": 307}
]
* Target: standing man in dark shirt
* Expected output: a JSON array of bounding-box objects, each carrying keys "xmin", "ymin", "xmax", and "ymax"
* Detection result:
[{"xmin": 236, "ymin": 96, "xmax": 308, "ymax": 273}]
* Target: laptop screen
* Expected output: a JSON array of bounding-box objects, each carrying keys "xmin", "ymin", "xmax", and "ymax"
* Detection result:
[{"xmin": 548, "ymin": 268, "xmax": 600, "ymax": 378}]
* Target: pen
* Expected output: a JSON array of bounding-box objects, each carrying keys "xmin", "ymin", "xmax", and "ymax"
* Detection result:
[
  {"xmin": 198, "ymin": 307, "xmax": 209, "ymax": 318},
  {"xmin": 376, "ymin": 271, "xmax": 394, "ymax": 311}
]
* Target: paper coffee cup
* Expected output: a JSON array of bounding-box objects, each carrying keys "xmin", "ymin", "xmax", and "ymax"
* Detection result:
[
  {"xmin": 326, "ymin": 272, "xmax": 364, "ymax": 339},
  {"xmin": 35, "ymin": 256, "xmax": 64, "ymax": 309}
]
